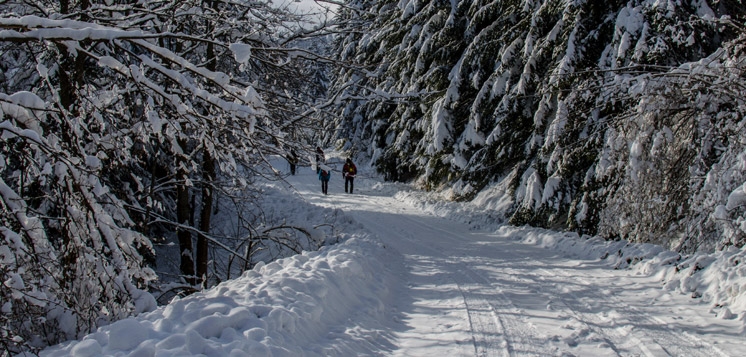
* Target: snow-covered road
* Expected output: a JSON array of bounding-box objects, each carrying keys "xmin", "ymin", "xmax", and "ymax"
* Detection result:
[
  {"xmin": 302, "ymin": 163, "xmax": 744, "ymax": 356},
  {"xmin": 42, "ymin": 158, "xmax": 746, "ymax": 356}
]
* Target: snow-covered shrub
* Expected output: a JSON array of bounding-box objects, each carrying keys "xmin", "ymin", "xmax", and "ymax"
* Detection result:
[
  {"xmin": 0, "ymin": 91, "xmax": 157, "ymax": 353},
  {"xmin": 589, "ymin": 32, "xmax": 746, "ymax": 252}
]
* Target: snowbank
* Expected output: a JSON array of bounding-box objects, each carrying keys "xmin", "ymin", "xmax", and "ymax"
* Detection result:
[{"xmin": 42, "ymin": 233, "xmax": 400, "ymax": 357}]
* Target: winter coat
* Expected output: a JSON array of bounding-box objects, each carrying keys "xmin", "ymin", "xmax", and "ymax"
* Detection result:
[
  {"xmin": 319, "ymin": 169, "xmax": 331, "ymax": 181},
  {"xmin": 343, "ymin": 162, "xmax": 357, "ymax": 178}
]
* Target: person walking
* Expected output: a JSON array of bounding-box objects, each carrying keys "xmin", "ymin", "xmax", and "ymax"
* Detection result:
[
  {"xmin": 319, "ymin": 167, "xmax": 331, "ymax": 195},
  {"xmin": 342, "ymin": 158, "xmax": 357, "ymax": 194},
  {"xmin": 287, "ymin": 149, "xmax": 298, "ymax": 175},
  {"xmin": 315, "ymin": 146, "xmax": 325, "ymax": 174}
]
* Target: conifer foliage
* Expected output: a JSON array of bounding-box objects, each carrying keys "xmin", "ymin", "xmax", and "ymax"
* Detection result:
[{"xmin": 328, "ymin": 0, "xmax": 746, "ymax": 251}]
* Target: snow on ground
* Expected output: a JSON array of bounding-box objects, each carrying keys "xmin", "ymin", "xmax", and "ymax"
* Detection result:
[{"xmin": 42, "ymin": 152, "xmax": 746, "ymax": 356}]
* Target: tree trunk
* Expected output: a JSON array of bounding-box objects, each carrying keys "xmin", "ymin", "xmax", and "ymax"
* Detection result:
[
  {"xmin": 176, "ymin": 165, "xmax": 195, "ymax": 285},
  {"xmin": 195, "ymin": 6, "xmax": 219, "ymax": 287},
  {"xmin": 196, "ymin": 151, "xmax": 214, "ymax": 287}
]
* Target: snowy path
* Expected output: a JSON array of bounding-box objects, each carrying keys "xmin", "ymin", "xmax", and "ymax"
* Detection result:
[
  {"xmin": 42, "ymin": 161, "xmax": 746, "ymax": 357},
  {"xmin": 294, "ymin": 165, "xmax": 744, "ymax": 356}
]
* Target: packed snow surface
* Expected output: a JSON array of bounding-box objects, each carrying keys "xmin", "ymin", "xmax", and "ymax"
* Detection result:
[{"xmin": 43, "ymin": 154, "xmax": 746, "ymax": 356}]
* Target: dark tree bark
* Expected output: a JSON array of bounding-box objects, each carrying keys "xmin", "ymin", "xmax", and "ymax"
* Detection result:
[
  {"xmin": 196, "ymin": 151, "xmax": 215, "ymax": 287},
  {"xmin": 176, "ymin": 135, "xmax": 196, "ymax": 284}
]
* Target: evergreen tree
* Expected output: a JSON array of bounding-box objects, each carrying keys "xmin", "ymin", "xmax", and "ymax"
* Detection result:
[{"xmin": 328, "ymin": 0, "xmax": 746, "ymax": 252}]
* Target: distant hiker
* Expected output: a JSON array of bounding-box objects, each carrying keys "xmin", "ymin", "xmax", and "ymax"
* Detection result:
[
  {"xmin": 315, "ymin": 146, "xmax": 325, "ymax": 174},
  {"xmin": 319, "ymin": 167, "xmax": 330, "ymax": 195},
  {"xmin": 287, "ymin": 149, "xmax": 298, "ymax": 175},
  {"xmin": 342, "ymin": 158, "xmax": 357, "ymax": 194}
]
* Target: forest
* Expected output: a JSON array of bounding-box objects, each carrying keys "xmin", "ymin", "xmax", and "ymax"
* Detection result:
[
  {"xmin": 1, "ymin": 0, "xmax": 745, "ymax": 354},
  {"xmin": 328, "ymin": 0, "xmax": 746, "ymax": 253}
]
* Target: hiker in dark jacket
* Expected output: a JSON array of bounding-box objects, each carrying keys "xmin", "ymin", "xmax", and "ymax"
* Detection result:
[{"xmin": 342, "ymin": 158, "xmax": 357, "ymax": 194}]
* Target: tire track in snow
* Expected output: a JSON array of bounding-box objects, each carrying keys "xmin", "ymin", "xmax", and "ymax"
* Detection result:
[
  {"xmin": 451, "ymin": 268, "xmax": 507, "ymax": 357},
  {"xmin": 363, "ymin": 205, "xmax": 554, "ymax": 357},
  {"xmin": 356, "ymin": 198, "xmax": 724, "ymax": 356},
  {"xmin": 353, "ymin": 210, "xmax": 507, "ymax": 356},
  {"xmin": 533, "ymin": 267, "xmax": 728, "ymax": 356},
  {"xmin": 447, "ymin": 259, "xmax": 552, "ymax": 357},
  {"xmin": 391, "ymin": 220, "xmax": 509, "ymax": 356},
  {"xmin": 524, "ymin": 267, "xmax": 652, "ymax": 355},
  {"xmin": 478, "ymin": 255, "xmax": 645, "ymax": 356},
  {"xmin": 548, "ymin": 271, "xmax": 727, "ymax": 357}
]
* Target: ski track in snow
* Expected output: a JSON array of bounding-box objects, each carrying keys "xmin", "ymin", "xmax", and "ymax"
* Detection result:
[
  {"xmin": 536, "ymin": 267, "xmax": 728, "ymax": 357},
  {"xmin": 39, "ymin": 159, "xmax": 746, "ymax": 356},
  {"xmin": 296, "ymin": 161, "xmax": 738, "ymax": 356}
]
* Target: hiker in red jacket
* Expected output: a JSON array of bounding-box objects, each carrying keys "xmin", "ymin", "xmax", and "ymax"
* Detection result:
[{"xmin": 342, "ymin": 158, "xmax": 357, "ymax": 194}]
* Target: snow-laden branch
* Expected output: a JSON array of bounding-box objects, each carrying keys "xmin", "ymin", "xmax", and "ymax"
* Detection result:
[
  {"xmin": 149, "ymin": 217, "xmax": 250, "ymax": 263},
  {"xmin": 0, "ymin": 15, "xmax": 191, "ymax": 42}
]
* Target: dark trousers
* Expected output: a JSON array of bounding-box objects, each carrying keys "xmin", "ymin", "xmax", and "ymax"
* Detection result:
[
  {"xmin": 290, "ymin": 164, "xmax": 296, "ymax": 175},
  {"xmin": 345, "ymin": 177, "xmax": 354, "ymax": 193},
  {"xmin": 321, "ymin": 179, "xmax": 329, "ymax": 194}
]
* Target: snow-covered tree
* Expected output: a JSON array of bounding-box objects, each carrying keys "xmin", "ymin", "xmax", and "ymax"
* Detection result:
[
  {"xmin": 592, "ymin": 28, "xmax": 746, "ymax": 252},
  {"xmin": 0, "ymin": 0, "xmax": 331, "ymax": 353},
  {"xmin": 328, "ymin": 0, "xmax": 745, "ymax": 251}
]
